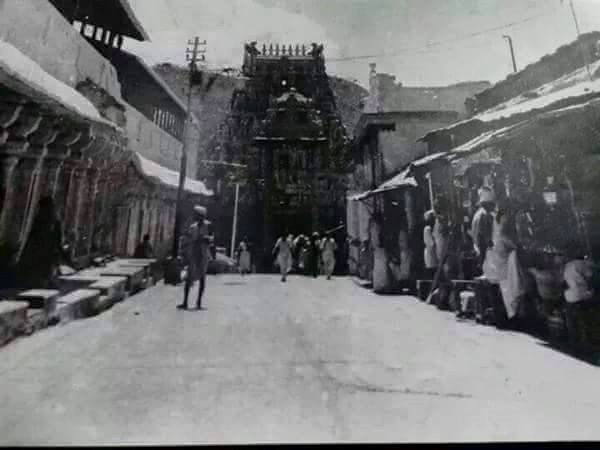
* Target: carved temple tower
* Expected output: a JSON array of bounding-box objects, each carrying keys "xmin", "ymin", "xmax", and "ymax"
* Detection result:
[{"xmin": 205, "ymin": 42, "xmax": 349, "ymax": 271}]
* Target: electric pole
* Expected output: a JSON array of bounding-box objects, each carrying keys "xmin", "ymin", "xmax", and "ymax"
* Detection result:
[
  {"xmin": 171, "ymin": 37, "xmax": 207, "ymax": 259},
  {"xmin": 567, "ymin": 0, "xmax": 593, "ymax": 81},
  {"xmin": 502, "ymin": 35, "xmax": 518, "ymax": 73},
  {"xmin": 199, "ymin": 160, "xmax": 249, "ymax": 259}
]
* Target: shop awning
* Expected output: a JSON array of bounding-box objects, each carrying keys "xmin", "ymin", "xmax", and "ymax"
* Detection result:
[
  {"xmin": 371, "ymin": 168, "xmax": 417, "ymax": 195},
  {"xmin": 132, "ymin": 152, "xmax": 213, "ymax": 196},
  {"xmin": 348, "ymin": 191, "xmax": 373, "ymax": 201},
  {"xmin": 0, "ymin": 40, "xmax": 116, "ymax": 128},
  {"xmin": 411, "ymin": 151, "xmax": 450, "ymax": 167}
]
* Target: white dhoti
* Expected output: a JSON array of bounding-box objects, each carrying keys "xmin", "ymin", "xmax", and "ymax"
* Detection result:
[
  {"xmin": 323, "ymin": 253, "xmax": 336, "ymax": 277},
  {"xmin": 277, "ymin": 252, "xmax": 293, "ymax": 275}
]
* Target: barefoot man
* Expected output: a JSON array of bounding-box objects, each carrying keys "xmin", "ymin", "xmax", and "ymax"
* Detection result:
[{"xmin": 178, "ymin": 205, "xmax": 211, "ymax": 310}]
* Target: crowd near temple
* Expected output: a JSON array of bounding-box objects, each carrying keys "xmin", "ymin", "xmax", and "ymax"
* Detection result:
[{"xmin": 1, "ymin": 0, "xmax": 600, "ymax": 358}]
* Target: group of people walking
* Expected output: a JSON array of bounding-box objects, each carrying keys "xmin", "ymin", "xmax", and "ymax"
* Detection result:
[{"xmin": 273, "ymin": 232, "xmax": 338, "ymax": 282}]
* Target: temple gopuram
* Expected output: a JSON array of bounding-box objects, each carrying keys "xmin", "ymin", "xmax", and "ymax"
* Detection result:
[{"xmin": 204, "ymin": 43, "xmax": 350, "ymax": 271}]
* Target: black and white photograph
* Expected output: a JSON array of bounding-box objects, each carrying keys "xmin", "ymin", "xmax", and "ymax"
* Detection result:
[{"xmin": 1, "ymin": 0, "xmax": 600, "ymax": 445}]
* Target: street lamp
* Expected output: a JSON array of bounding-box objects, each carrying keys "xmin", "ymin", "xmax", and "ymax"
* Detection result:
[
  {"xmin": 200, "ymin": 159, "xmax": 248, "ymax": 258},
  {"xmin": 502, "ymin": 35, "xmax": 518, "ymax": 73}
]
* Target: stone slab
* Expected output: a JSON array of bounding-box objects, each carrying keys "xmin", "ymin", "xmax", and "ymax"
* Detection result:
[
  {"xmin": 0, "ymin": 301, "xmax": 29, "ymax": 346},
  {"xmin": 119, "ymin": 259, "xmax": 161, "ymax": 281},
  {"xmin": 118, "ymin": 263, "xmax": 150, "ymax": 279},
  {"xmin": 55, "ymin": 289, "xmax": 100, "ymax": 324},
  {"xmin": 58, "ymin": 275, "xmax": 99, "ymax": 293},
  {"xmin": 17, "ymin": 289, "xmax": 59, "ymax": 312},
  {"xmin": 88, "ymin": 276, "xmax": 127, "ymax": 303},
  {"xmin": 100, "ymin": 267, "xmax": 144, "ymax": 293}
]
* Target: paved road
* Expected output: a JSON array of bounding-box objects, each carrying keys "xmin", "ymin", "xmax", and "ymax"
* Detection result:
[{"xmin": 1, "ymin": 275, "xmax": 600, "ymax": 444}]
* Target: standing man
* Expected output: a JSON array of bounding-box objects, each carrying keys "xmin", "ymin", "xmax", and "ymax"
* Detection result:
[
  {"xmin": 273, "ymin": 234, "xmax": 293, "ymax": 282},
  {"xmin": 178, "ymin": 205, "xmax": 211, "ymax": 311},
  {"xmin": 309, "ymin": 232, "xmax": 321, "ymax": 278},
  {"xmin": 471, "ymin": 187, "xmax": 496, "ymax": 273},
  {"xmin": 321, "ymin": 233, "xmax": 337, "ymax": 280},
  {"xmin": 237, "ymin": 237, "xmax": 252, "ymax": 276},
  {"xmin": 423, "ymin": 210, "xmax": 438, "ymax": 280}
]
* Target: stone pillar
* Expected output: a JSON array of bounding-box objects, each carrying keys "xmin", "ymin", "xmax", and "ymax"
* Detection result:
[
  {"xmin": 29, "ymin": 118, "xmax": 60, "ymax": 198},
  {"xmin": 93, "ymin": 164, "xmax": 110, "ymax": 254},
  {"xmin": 9, "ymin": 156, "xmax": 43, "ymax": 249},
  {"xmin": 1, "ymin": 110, "xmax": 42, "ymax": 245},
  {"xmin": 77, "ymin": 165, "xmax": 101, "ymax": 258},
  {"xmin": 0, "ymin": 155, "xmax": 19, "ymax": 242},
  {"xmin": 63, "ymin": 162, "xmax": 88, "ymax": 259}
]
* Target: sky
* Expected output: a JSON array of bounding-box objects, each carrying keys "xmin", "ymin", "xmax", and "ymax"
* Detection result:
[{"xmin": 125, "ymin": 0, "xmax": 600, "ymax": 88}]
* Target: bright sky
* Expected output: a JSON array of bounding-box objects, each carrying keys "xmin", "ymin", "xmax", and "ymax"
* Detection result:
[{"xmin": 125, "ymin": 0, "xmax": 600, "ymax": 88}]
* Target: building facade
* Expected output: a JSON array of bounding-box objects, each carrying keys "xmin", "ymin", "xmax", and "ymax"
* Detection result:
[{"xmin": 0, "ymin": 0, "xmax": 210, "ymax": 285}]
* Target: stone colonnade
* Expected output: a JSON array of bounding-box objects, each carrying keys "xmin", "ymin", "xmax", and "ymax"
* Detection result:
[{"xmin": 0, "ymin": 90, "xmax": 179, "ymax": 272}]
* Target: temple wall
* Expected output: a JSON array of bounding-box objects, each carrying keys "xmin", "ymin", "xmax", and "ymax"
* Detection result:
[
  {"xmin": 124, "ymin": 105, "xmax": 183, "ymax": 172},
  {"xmin": 0, "ymin": 0, "xmax": 123, "ymax": 101}
]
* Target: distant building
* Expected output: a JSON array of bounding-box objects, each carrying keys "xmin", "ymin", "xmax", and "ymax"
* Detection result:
[
  {"xmin": 349, "ymin": 64, "xmax": 489, "ymax": 201},
  {"xmin": 0, "ymin": 0, "xmax": 211, "ymax": 278}
]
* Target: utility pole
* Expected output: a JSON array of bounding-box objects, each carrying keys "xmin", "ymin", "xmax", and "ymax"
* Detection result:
[
  {"xmin": 171, "ymin": 37, "xmax": 207, "ymax": 259},
  {"xmin": 567, "ymin": 0, "xmax": 593, "ymax": 81},
  {"xmin": 502, "ymin": 35, "xmax": 518, "ymax": 73},
  {"xmin": 231, "ymin": 182, "xmax": 240, "ymax": 258},
  {"xmin": 199, "ymin": 160, "xmax": 248, "ymax": 259}
]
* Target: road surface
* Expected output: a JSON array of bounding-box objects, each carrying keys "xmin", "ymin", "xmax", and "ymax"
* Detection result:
[{"xmin": 1, "ymin": 275, "xmax": 599, "ymax": 444}]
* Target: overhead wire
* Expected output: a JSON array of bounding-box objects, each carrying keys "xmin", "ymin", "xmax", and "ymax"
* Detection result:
[{"xmin": 327, "ymin": 3, "xmax": 563, "ymax": 63}]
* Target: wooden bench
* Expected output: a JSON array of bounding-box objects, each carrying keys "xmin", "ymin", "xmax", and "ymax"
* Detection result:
[
  {"xmin": 0, "ymin": 301, "xmax": 29, "ymax": 346},
  {"xmin": 55, "ymin": 289, "xmax": 100, "ymax": 324}
]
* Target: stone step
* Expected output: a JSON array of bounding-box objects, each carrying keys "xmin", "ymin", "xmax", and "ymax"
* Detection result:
[
  {"xmin": 118, "ymin": 262, "xmax": 151, "ymax": 279},
  {"xmin": 26, "ymin": 308, "xmax": 48, "ymax": 332},
  {"xmin": 55, "ymin": 289, "xmax": 100, "ymax": 324},
  {"xmin": 58, "ymin": 275, "xmax": 98, "ymax": 293},
  {"xmin": 119, "ymin": 259, "xmax": 161, "ymax": 280},
  {"xmin": 94, "ymin": 295, "xmax": 113, "ymax": 314},
  {"xmin": 100, "ymin": 266, "xmax": 145, "ymax": 293},
  {"xmin": 88, "ymin": 276, "xmax": 127, "ymax": 304},
  {"xmin": 16, "ymin": 289, "xmax": 59, "ymax": 314},
  {"xmin": 0, "ymin": 301, "xmax": 29, "ymax": 346}
]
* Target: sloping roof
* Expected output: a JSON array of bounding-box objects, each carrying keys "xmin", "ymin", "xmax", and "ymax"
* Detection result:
[
  {"xmin": 371, "ymin": 168, "xmax": 417, "ymax": 194},
  {"xmin": 420, "ymin": 59, "xmax": 600, "ymax": 142},
  {"xmin": 132, "ymin": 152, "xmax": 213, "ymax": 196},
  {"xmin": 0, "ymin": 40, "xmax": 115, "ymax": 128}
]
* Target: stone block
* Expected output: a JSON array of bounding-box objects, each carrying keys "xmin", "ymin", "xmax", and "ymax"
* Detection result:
[
  {"xmin": 17, "ymin": 289, "xmax": 59, "ymax": 314},
  {"xmin": 100, "ymin": 266, "xmax": 145, "ymax": 293},
  {"xmin": 26, "ymin": 308, "xmax": 48, "ymax": 333},
  {"xmin": 88, "ymin": 276, "xmax": 127, "ymax": 304},
  {"xmin": 0, "ymin": 301, "xmax": 29, "ymax": 346},
  {"xmin": 58, "ymin": 275, "xmax": 98, "ymax": 293},
  {"xmin": 55, "ymin": 289, "xmax": 100, "ymax": 324}
]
